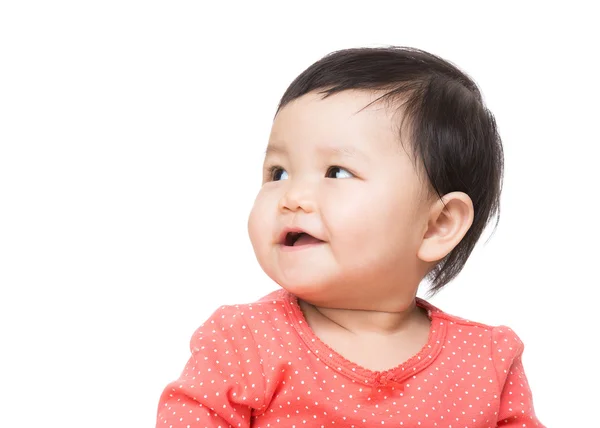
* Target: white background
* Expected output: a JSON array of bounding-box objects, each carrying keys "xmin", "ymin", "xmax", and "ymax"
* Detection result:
[{"xmin": 1, "ymin": 1, "xmax": 598, "ymax": 427}]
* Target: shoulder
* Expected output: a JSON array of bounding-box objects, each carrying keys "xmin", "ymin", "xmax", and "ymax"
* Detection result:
[
  {"xmin": 199, "ymin": 289, "xmax": 289, "ymax": 321},
  {"xmin": 208, "ymin": 289, "xmax": 290, "ymax": 322},
  {"xmin": 419, "ymin": 298, "xmax": 524, "ymax": 354},
  {"xmin": 189, "ymin": 289, "xmax": 291, "ymax": 349},
  {"xmin": 418, "ymin": 298, "xmax": 526, "ymax": 378}
]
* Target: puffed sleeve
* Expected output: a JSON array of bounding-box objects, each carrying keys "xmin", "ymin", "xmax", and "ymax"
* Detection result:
[
  {"xmin": 156, "ymin": 306, "xmax": 266, "ymax": 428},
  {"xmin": 492, "ymin": 326, "xmax": 545, "ymax": 427}
]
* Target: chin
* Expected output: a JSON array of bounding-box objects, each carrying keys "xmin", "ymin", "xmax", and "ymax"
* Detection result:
[{"xmin": 273, "ymin": 274, "xmax": 336, "ymax": 301}]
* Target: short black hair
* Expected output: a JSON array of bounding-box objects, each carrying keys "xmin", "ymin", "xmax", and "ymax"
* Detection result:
[{"xmin": 275, "ymin": 46, "xmax": 504, "ymax": 293}]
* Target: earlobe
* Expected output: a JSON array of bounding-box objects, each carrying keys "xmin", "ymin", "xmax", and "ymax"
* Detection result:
[{"xmin": 417, "ymin": 192, "xmax": 474, "ymax": 263}]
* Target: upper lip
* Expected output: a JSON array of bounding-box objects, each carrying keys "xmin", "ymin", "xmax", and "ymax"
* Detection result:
[{"xmin": 278, "ymin": 227, "xmax": 323, "ymax": 245}]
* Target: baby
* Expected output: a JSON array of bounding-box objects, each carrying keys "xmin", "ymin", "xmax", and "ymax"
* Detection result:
[{"xmin": 156, "ymin": 46, "xmax": 543, "ymax": 427}]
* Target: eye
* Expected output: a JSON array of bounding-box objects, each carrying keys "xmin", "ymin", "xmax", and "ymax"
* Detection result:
[
  {"xmin": 326, "ymin": 166, "xmax": 353, "ymax": 179},
  {"xmin": 269, "ymin": 167, "xmax": 289, "ymax": 181}
]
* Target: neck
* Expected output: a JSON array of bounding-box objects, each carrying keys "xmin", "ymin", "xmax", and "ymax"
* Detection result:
[{"xmin": 299, "ymin": 297, "xmax": 427, "ymax": 336}]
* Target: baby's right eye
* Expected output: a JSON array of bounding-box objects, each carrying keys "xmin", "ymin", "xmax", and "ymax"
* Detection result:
[{"xmin": 270, "ymin": 167, "xmax": 289, "ymax": 181}]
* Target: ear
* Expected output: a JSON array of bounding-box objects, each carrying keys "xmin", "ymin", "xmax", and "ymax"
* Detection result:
[{"xmin": 417, "ymin": 192, "xmax": 474, "ymax": 263}]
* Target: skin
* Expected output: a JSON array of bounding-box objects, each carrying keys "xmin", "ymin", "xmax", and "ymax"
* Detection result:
[{"xmin": 247, "ymin": 90, "xmax": 474, "ymax": 371}]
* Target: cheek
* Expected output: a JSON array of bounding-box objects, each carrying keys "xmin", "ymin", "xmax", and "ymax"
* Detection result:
[
  {"xmin": 324, "ymin": 185, "xmax": 420, "ymax": 253},
  {"xmin": 248, "ymin": 190, "xmax": 275, "ymax": 250}
]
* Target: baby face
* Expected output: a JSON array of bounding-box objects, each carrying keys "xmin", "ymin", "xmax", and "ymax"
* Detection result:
[{"xmin": 248, "ymin": 90, "xmax": 431, "ymax": 309}]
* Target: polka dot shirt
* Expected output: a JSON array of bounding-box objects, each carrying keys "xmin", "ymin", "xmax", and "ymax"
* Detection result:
[{"xmin": 157, "ymin": 289, "xmax": 543, "ymax": 427}]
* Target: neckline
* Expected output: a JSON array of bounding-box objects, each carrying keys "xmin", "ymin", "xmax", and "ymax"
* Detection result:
[{"xmin": 283, "ymin": 291, "xmax": 447, "ymax": 388}]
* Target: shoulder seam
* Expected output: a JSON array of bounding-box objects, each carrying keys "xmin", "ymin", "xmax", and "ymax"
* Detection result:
[{"xmin": 434, "ymin": 312, "xmax": 495, "ymax": 330}]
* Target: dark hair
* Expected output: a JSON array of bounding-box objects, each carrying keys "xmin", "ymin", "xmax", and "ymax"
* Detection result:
[{"xmin": 275, "ymin": 46, "xmax": 504, "ymax": 293}]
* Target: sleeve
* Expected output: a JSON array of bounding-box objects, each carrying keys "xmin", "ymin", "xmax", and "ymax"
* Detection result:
[
  {"xmin": 156, "ymin": 306, "xmax": 266, "ymax": 428},
  {"xmin": 492, "ymin": 326, "xmax": 545, "ymax": 427}
]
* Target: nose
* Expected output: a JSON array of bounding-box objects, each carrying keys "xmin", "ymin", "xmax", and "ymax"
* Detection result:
[{"xmin": 278, "ymin": 180, "xmax": 316, "ymax": 213}]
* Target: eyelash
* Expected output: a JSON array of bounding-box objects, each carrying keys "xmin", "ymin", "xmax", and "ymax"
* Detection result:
[{"xmin": 266, "ymin": 166, "xmax": 354, "ymax": 181}]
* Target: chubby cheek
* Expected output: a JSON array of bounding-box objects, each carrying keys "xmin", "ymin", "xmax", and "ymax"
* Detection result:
[
  {"xmin": 325, "ymin": 188, "xmax": 418, "ymax": 265},
  {"xmin": 247, "ymin": 191, "xmax": 274, "ymax": 257}
]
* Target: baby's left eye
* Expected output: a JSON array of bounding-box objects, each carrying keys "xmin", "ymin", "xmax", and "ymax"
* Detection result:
[{"xmin": 326, "ymin": 166, "xmax": 353, "ymax": 179}]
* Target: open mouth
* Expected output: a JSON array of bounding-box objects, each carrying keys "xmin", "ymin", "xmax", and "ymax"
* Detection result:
[{"xmin": 283, "ymin": 231, "xmax": 323, "ymax": 247}]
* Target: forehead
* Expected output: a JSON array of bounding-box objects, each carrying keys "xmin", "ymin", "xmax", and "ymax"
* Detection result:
[{"xmin": 268, "ymin": 90, "xmax": 401, "ymax": 156}]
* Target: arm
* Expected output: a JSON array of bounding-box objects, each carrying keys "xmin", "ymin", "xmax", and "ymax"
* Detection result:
[
  {"xmin": 156, "ymin": 306, "xmax": 266, "ymax": 428},
  {"xmin": 492, "ymin": 326, "xmax": 544, "ymax": 427}
]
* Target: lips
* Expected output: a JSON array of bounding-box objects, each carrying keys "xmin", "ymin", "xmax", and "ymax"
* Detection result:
[{"xmin": 279, "ymin": 228, "xmax": 324, "ymax": 247}]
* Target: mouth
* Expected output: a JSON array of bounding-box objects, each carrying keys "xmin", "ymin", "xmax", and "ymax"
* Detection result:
[{"xmin": 280, "ymin": 229, "xmax": 325, "ymax": 247}]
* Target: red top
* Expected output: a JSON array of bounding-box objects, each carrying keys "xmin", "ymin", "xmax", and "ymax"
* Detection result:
[{"xmin": 157, "ymin": 289, "xmax": 543, "ymax": 427}]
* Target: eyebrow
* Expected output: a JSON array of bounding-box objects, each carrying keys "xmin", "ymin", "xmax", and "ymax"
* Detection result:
[
  {"xmin": 265, "ymin": 143, "xmax": 286, "ymax": 156},
  {"xmin": 265, "ymin": 143, "xmax": 367, "ymax": 160},
  {"xmin": 324, "ymin": 146, "xmax": 365, "ymax": 159}
]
